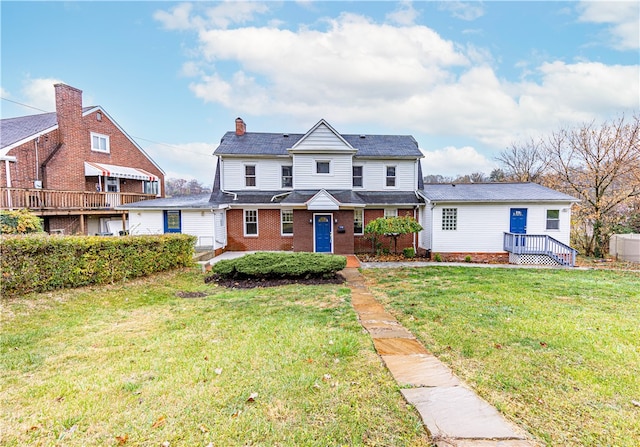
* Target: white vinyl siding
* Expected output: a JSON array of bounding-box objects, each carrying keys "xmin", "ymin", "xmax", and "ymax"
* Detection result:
[
  {"xmin": 128, "ymin": 210, "xmax": 164, "ymax": 235},
  {"xmin": 222, "ymin": 158, "xmax": 294, "ymax": 190},
  {"xmin": 356, "ymin": 160, "xmax": 416, "ymax": 190},
  {"xmin": 293, "ymin": 153, "xmax": 353, "ymax": 189},
  {"xmin": 430, "ymin": 203, "xmax": 572, "ymax": 253},
  {"xmin": 181, "ymin": 211, "xmax": 215, "ymax": 249},
  {"xmin": 292, "ymin": 123, "xmax": 352, "ymax": 151}
]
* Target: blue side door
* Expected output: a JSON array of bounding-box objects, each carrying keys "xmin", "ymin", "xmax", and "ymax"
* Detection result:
[
  {"xmin": 314, "ymin": 214, "xmax": 332, "ymax": 253},
  {"xmin": 164, "ymin": 210, "xmax": 182, "ymax": 233},
  {"xmin": 510, "ymin": 208, "xmax": 527, "ymax": 246}
]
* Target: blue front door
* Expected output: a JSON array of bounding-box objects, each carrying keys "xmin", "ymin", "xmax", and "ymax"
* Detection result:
[
  {"xmin": 510, "ymin": 208, "xmax": 527, "ymax": 246},
  {"xmin": 164, "ymin": 210, "xmax": 182, "ymax": 233},
  {"xmin": 314, "ymin": 214, "xmax": 332, "ymax": 253}
]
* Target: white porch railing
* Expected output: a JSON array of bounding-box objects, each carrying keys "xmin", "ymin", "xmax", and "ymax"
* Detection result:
[{"xmin": 503, "ymin": 232, "xmax": 578, "ymax": 267}]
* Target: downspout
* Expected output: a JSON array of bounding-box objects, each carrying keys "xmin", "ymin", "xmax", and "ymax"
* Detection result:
[
  {"xmin": 4, "ymin": 158, "xmax": 14, "ymax": 209},
  {"xmin": 34, "ymin": 136, "xmax": 40, "ymax": 182}
]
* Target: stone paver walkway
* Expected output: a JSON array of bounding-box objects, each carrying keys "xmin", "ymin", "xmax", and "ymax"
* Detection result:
[{"xmin": 342, "ymin": 258, "xmax": 539, "ymax": 447}]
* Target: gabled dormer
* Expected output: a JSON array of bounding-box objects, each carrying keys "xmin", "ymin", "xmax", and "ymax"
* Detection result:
[{"xmin": 288, "ymin": 119, "xmax": 357, "ymax": 155}]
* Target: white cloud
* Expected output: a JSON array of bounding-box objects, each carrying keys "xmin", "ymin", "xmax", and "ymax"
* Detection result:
[
  {"xmin": 577, "ymin": 1, "xmax": 640, "ymax": 50},
  {"xmin": 386, "ymin": 1, "xmax": 419, "ymax": 26},
  {"xmin": 155, "ymin": 5, "xmax": 639, "ymax": 155},
  {"xmin": 154, "ymin": 1, "xmax": 269, "ymax": 31},
  {"xmin": 22, "ymin": 78, "xmax": 64, "ymax": 113},
  {"xmin": 438, "ymin": 1, "xmax": 485, "ymax": 21},
  {"xmin": 422, "ymin": 146, "xmax": 496, "ymax": 177},
  {"xmin": 145, "ymin": 141, "xmax": 217, "ymax": 184}
]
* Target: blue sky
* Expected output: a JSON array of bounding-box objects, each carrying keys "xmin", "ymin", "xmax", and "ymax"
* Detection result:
[{"xmin": 2, "ymin": 1, "xmax": 638, "ymax": 184}]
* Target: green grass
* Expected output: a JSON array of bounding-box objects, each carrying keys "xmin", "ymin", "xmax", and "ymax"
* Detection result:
[
  {"xmin": 362, "ymin": 266, "xmax": 640, "ymax": 447},
  {"xmin": 1, "ymin": 269, "xmax": 429, "ymax": 446}
]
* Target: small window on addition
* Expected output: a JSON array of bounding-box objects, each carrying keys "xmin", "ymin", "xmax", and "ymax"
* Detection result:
[{"xmin": 546, "ymin": 209, "xmax": 560, "ymax": 230}]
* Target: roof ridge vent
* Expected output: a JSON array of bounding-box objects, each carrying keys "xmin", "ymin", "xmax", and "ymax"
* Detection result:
[
  {"xmin": 283, "ymin": 134, "xmax": 289, "ymax": 137},
  {"xmin": 359, "ymin": 134, "xmax": 366, "ymax": 138}
]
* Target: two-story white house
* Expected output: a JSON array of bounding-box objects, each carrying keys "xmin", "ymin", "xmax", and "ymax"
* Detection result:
[{"xmin": 121, "ymin": 118, "xmax": 579, "ymax": 265}]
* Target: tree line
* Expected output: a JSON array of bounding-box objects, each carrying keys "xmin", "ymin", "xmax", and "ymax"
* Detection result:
[{"xmin": 424, "ymin": 114, "xmax": 640, "ymax": 258}]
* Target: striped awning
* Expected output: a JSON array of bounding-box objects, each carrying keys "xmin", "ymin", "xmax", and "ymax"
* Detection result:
[{"xmin": 84, "ymin": 162, "xmax": 158, "ymax": 181}]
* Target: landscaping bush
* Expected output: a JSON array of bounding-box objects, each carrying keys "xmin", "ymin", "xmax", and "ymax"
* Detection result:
[
  {"xmin": 0, "ymin": 234, "xmax": 196, "ymax": 297},
  {"xmin": 0, "ymin": 209, "xmax": 44, "ymax": 234},
  {"xmin": 403, "ymin": 247, "xmax": 415, "ymax": 258},
  {"xmin": 208, "ymin": 252, "xmax": 347, "ymax": 280}
]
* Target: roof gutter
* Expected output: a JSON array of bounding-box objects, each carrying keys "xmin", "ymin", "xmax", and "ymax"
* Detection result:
[{"xmin": 271, "ymin": 191, "xmax": 292, "ymax": 202}]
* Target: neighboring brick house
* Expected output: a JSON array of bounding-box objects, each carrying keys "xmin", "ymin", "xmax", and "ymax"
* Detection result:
[
  {"xmin": 121, "ymin": 118, "xmax": 579, "ymax": 265},
  {"xmin": 0, "ymin": 84, "xmax": 164, "ymax": 235}
]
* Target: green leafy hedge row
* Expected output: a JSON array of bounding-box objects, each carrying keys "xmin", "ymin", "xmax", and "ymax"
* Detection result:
[
  {"xmin": 1, "ymin": 234, "xmax": 196, "ymax": 297},
  {"xmin": 209, "ymin": 252, "xmax": 347, "ymax": 280}
]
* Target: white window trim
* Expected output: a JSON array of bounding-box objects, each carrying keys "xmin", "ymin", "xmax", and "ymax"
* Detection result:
[
  {"xmin": 244, "ymin": 209, "xmax": 258, "ymax": 237},
  {"xmin": 315, "ymin": 160, "xmax": 332, "ymax": 175},
  {"xmin": 546, "ymin": 209, "xmax": 560, "ymax": 231},
  {"xmin": 354, "ymin": 209, "xmax": 364, "ymax": 235},
  {"xmin": 281, "ymin": 209, "xmax": 294, "ymax": 236},
  {"xmin": 384, "ymin": 165, "xmax": 397, "ymax": 188},
  {"xmin": 352, "ymin": 165, "xmax": 364, "ymax": 188},
  {"xmin": 384, "ymin": 208, "xmax": 398, "ymax": 219},
  {"xmin": 244, "ymin": 164, "xmax": 257, "ymax": 188},
  {"xmin": 90, "ymin": 132, "xmax": 110, "ymax": 153},
  {"xmin": 442, "ymin": 208, "xmax": 457, "ymax": 231},
  {"xmin": 281, "ymin": 165, "xmax": 293, "ymax": 189}
]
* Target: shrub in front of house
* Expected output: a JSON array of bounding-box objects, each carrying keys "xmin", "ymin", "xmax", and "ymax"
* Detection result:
[
  {"xmin": 0, "ymin": 234, "xmax": 196, "ymax": 297},
  {"xmin": 0, "ymin": 209, "xmax": 44, "ymax": 234},
  {"xmin": 403, "ymin": 247, "xmax": 415, "ymax": 258},
  {"xmin": 208, "ymin": 252, "xmax": 347, "ymax": 281}
]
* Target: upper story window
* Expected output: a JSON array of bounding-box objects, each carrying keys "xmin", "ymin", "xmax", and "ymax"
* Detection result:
[
  {"xmin": 442, "ymin": 208, "xmax": 457, "ymax": 231},
  {"xmin": 106, "ymin": 176, "xmax": 119, "ymax": 193},
  {"xmin": 245, "ymin": 165, "xmax": 256, "ymax": 187},
  {"xmin": 316, "ymin": 161, "xmax": 330, "ymax": 174},
  {"xmin": 91, "ymin": 132, "xmax": 110, "ymax": 153},
  {"xmin": 385, "ymin": 166, "xmax": 396, "ymax": 187},
  {"xmin": 354, "ymin": 209, "xmax": 364, "ymax": 235},
  {"xmin": 353, "ymin": 166, "xmax": 363, "ymax": 188},
  {"xmin": 282, "ymin": 166, "xmax": 293, "ymax": 188},
  {"xmin": 143, "ymin": 180, "xmax": 159, "ymax": 196},
  {"xmin": 281, "ymin": 209, "xmax": 293, "ymax": 235},
  {"xmin": 546, "ymin": 209, "xmax": 560, "ymax": 230}
]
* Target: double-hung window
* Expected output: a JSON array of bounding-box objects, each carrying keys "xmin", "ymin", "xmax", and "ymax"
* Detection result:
[
  {"xmin": 354, "ymin": 209, "xmax": 364, "ymax": 235},
  {"xmin": 91, "ymin": 132, "xmax": 110, "ymax": 153},
  {"xmin": 385, "ymin": 166, "xmax": 396, "ymax": 187},
  {"xmin": 244, "ymin": 210, "xmax": 258, "ymax": 236},
  {"xmin": 245, "ymin": 165, "xmax": 256, "ymax": 187},
  {"xmin": 384, "ymin": 208, "xmax": 397, "ymax": 219},
  {"xmin": 282, "ymin": 166, "xmax": 293, "ymax": 188},
  {"xmin": 143, "ymin": 180, "xmax": 159, "ymax": 195},
  {"xmin": 281, "ymin": 209, "xmax": 293, "ymax": 235},
  {"xmin": 546, "ymin": 209, "xmax": 560, "ymax": 230},
  {"xmin": 352, "ymin": 166, "xmax": 363, "ymax": 188},
  {"xmin": 442, "ymin": 208, "xmax": 457, "ymax": 231}
]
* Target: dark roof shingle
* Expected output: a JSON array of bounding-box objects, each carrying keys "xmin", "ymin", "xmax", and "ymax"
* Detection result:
[{"xmin": 421, "ymin": 182, "xmax": 578, "ymax": 202}]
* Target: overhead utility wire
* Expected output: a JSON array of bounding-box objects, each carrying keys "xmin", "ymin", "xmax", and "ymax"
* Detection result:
[{"xmin": 0, "ymin": 96, "xmax": 214, "ymax": 157}]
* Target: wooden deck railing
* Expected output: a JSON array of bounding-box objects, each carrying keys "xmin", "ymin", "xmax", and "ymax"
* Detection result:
[
  {"xmin": 0, "ymin": 187, "xmax": 156, "ymax": 211},
  {"xmin": 503, "ymin": 232, "xmax": 578, "ymax": 266}
]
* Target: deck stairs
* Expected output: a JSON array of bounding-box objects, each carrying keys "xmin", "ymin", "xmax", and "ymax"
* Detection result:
[{"xmin": 503, "ymin": 233, "xmax": 578, "ymax": 267}]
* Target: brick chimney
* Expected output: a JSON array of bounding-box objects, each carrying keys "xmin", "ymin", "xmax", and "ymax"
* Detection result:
[
  {"xmin": 54, "ymin": 84, "xmax": 83, "ymax": 145},
  {"xmin": 235, "ymin": 117, "xmax": 246, "ymax": 136}
]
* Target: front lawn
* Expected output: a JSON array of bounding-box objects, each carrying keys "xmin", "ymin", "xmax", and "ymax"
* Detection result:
[
  {"xmin": 1, "ymin": 269, "xmax": 429, "ymax": 446},
  {"xmin": 362, "ymin": 266, "xmax": 640, "ymax": 447}
]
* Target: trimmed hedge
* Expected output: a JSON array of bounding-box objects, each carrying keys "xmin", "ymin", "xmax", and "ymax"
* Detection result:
[
  {"xmin": 1, "ymin": 234, "xmax": 196, "ymax": 297},
  {"xmin": 209, "ymin": 252, "xmax": 347, "ymax": 280}
]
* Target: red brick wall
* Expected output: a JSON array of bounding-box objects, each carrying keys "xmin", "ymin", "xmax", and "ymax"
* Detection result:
[
  {"xmin": 354, "ymin": 208, "xmax": 417, "ymax": 254},
  {"xmin": 226, "ymin": 208, "xmax": 294, "ymax": 251},
  {"xmin": 293, "ymin": 210, "xmax": 354, "ymax": 254},
  {"xmin": 1, "ymin": 84, "xmax": 163, "ymax": 194}
]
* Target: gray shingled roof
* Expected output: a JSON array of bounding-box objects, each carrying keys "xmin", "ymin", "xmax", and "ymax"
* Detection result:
[
  {"xmin": 214, "ymin": 132, "xmax": 422, "ymax": 158},
  {"xmin": 0, "ymin": 107, "xmax": 95, "ymax": 150},
  {"xmin": 421, "ymin": 182, "xmax": 578, "ymax": 202},
  {"xmin": 117, "ymin": 193, "xmax": 213, "ymax": 210}
]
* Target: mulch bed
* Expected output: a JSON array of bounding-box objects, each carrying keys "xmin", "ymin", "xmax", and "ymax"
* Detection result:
[{"xmin": 205, "ymin": 273, "xmax": 346, "ymax": 289}]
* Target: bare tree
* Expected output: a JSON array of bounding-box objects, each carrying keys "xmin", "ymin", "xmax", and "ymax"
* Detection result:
[
  {"xmin": 165, "ymin": 178, "xmax": 211, "ymax": 197},
  {"xmin": 423, "ymin": 174, "xmax": 455, "ymax": 184},
  {"xmin": 496, "ymin": 138, "xmax": 548, "ymax": 182},
  {"xmin": 542, "ymin": 114, "xmax": 640, "ymax": 257}
]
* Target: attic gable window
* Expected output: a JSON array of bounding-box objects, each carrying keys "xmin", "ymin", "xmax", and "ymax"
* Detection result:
[
  {"xmin": 245, "ymin": 165, "xmax": 256, "ymax": 187},
  {"xmin": 316, "ymin": 161, "xmax": 330, "ymax": 174},
  {"xmin": 91, "ymin": 132, "xmax": 110, "ymax": 153}
]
